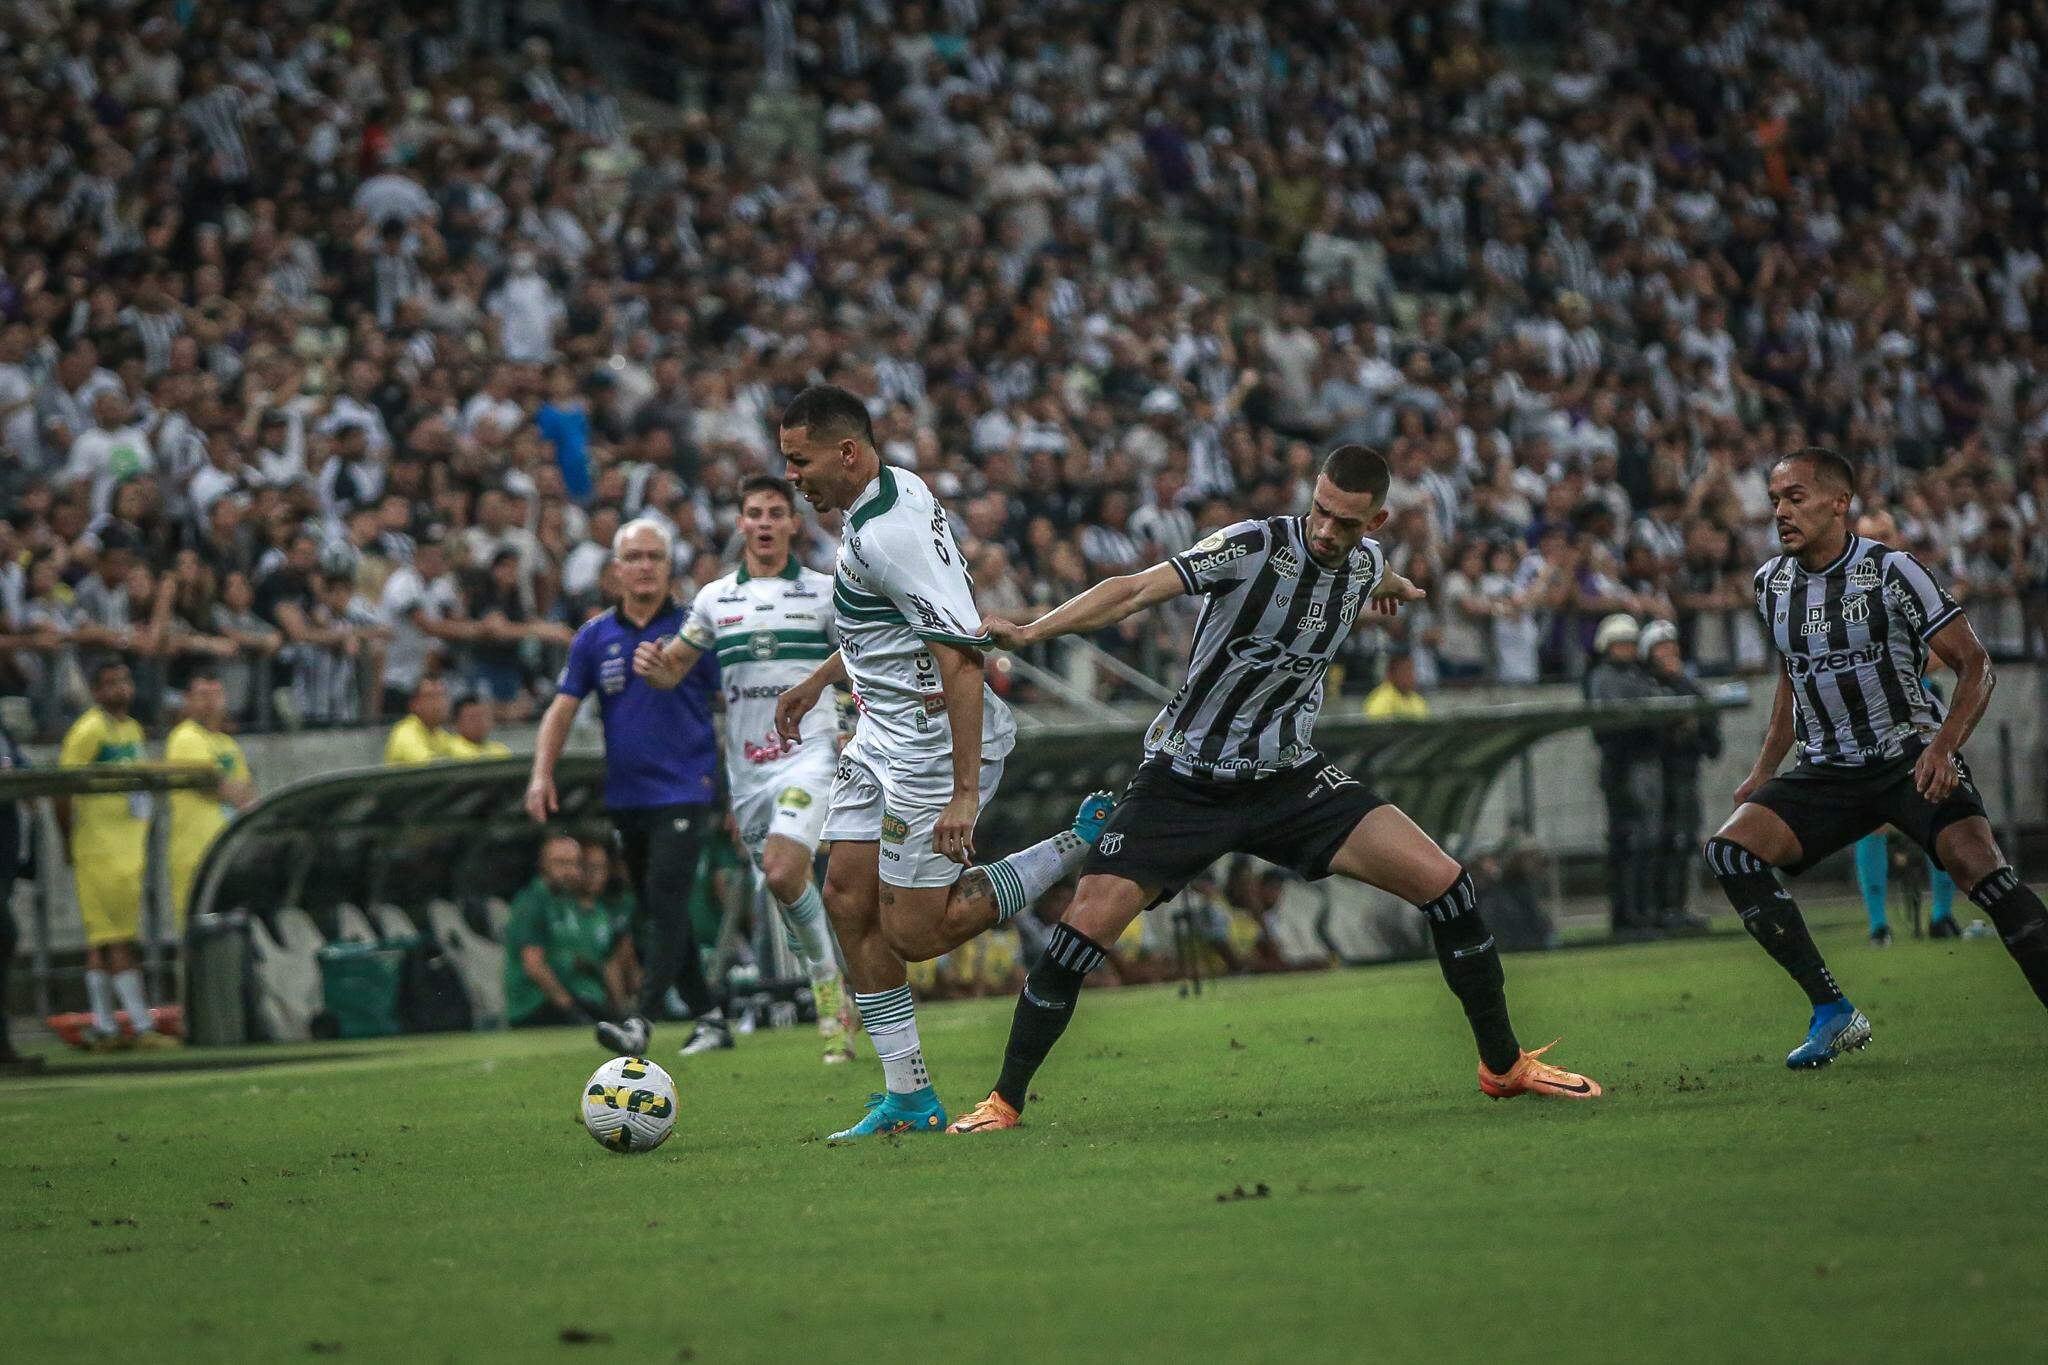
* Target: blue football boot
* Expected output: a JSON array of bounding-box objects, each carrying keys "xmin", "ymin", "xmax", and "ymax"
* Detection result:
[
  {"xmin": 827, "ymin": 1087, "xmax": 949, "ymax": 1141},
  {"xmin": 1785, "ymin": 1002, "xmax": 1872, "ymax": 1069}
]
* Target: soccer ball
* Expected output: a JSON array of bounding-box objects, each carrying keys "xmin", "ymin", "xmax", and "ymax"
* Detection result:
[{"xmin": 581, "ymin": 1056, "xmax": 679, "ymax": 1153}]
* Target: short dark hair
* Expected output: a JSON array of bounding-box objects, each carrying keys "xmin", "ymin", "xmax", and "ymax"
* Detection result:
[
  {"xmin": 1777, "ymin": 445, "xmax": 1856, "ymax": 497},
  {"xmin": 740, "ymin": 474, "xmax": 797, "ymax": 512},
  {"xmin": 779, "ymin": 384, "xmax": 876, "ymax": 449},
  {"xmin": 91, "ymin": 658, "xmax": 129, "ymax": 686},
  {"xmin": 1320, "ymin": 444, "xmax": 1391, "ymax": 506}
]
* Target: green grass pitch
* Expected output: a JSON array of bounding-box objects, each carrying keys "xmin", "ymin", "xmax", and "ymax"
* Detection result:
[{"xmin": 5, "ymin": 906, "xmax": 2045, "ymax": 1364}]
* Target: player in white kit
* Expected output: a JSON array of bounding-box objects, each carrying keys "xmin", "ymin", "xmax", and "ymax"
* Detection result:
[
  {"xmin": 771, "ymin": 385, "xmax": 1113, "ymax": 1140},
  {"xmin": 634, "ymin": 475, "xmax": 857, "ymax": 1064}
]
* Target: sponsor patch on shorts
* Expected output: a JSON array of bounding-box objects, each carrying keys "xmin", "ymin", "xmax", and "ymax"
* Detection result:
[
  {"xmin": 777, "ymin": 785, "xmax": 813, "ymax": 811},
  {"xmin": 880, "ymin": 812, "xmax": 909, "ymax": 844}
]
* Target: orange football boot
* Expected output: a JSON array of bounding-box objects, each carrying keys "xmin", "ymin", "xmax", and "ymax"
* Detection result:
[
  {"xmin": 1477, "ymin": 1040, "xmax": 1602, "ymax": 1099},
  {"xmin": 946, "ymin": 1092, "xmax": 1021, "ymax": 1133}
]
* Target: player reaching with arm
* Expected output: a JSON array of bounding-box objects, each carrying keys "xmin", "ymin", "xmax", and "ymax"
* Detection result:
[
  {"xmin": 1706, "ymin": 448, "xmax": 2047, "ymax": 1069},
  {"xmin": 948, "ymin": 444, "xmax": 1602, "ymax": 1135},
  {"xmin": 766, "ymin": 385, "xmax": 1113, "ymax": 1139},
  {"xmin": 632, "ymin": 474, "xmax": 858, "ymax": 1065}
]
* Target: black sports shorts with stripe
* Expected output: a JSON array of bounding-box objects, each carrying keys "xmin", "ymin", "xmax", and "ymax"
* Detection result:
[
  {"xmin": 1743, "ymin": 736, "xmax": 1987, "ymax": 877},
  {"xmin": 1081, "ymin": 755, "xmax": 1387, "ymax": 895}
]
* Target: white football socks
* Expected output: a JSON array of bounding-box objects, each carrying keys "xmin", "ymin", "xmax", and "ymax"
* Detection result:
[
  {"xmin": 112, "ymin": 969, "xmax": 152, "ymax": 1031},
  {"xmin": 852, "ymin": 986, "xmax": 928, "ymax": 1094},
  {"xmin": 974, "ymin": 829, "xmax": 1090, "ymax": 922},
  {"xmin": 776, "ymin": 882, "xmax": 838, "ymax": 980},
  {"xmin": 85, "ymin": 969, "xmax": 117, "ymax": 1035}
]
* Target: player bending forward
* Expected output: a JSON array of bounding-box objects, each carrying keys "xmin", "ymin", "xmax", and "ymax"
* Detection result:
[
  {"xmin": 948, "ymin": 444, "xmax": 1601, "ymax": 1134},
  {"xmin": 1705, "ymin": 447, "xmax": 2048, "ymax": 1068},
  {"xmin": 635, "ymin": 474, "xmax": 858, "ymax": 1065},
  {"xmin": 769, "ymin": 385, "xmax": 1113, "ymax": 1139}
]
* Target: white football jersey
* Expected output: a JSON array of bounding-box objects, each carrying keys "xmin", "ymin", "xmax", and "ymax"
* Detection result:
[
  {"xmin": 832, "ymin": 465, "xmax": 1016, "ymax": 762},
  {"xmin": 681, "ymin": 559, "xmax": 838, "ymax": 797}
]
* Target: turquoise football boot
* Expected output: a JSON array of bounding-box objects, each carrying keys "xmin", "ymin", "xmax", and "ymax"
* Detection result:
[
  {"xmin": 827, "ymin": 1087, "xmax": 949, "ymax": 1141},
  {"xmin": 1073, "ymin": 790, "xmax": 1116, "ymax": 845}
]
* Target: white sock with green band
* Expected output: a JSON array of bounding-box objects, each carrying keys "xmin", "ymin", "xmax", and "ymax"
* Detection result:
[
  {"xmin": 973, "ymin": 829, "xmax": 1090, "ymax": 923},
  {"xmin": 775, "ymin": 882, "xmax": 836, "ymax": 978}
]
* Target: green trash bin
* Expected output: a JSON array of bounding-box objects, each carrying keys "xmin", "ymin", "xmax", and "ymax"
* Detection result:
[{"xmin": 316, "ymin": 938, "xmax": 416, "ymax": 1039}]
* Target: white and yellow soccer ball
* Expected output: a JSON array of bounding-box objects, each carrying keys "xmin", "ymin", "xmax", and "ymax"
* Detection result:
[{"xmin": 581, "ymin": 1056, "xmax": 679, "ymax": 1153}]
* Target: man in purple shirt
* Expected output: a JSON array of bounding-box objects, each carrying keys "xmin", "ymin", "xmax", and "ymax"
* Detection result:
[{"xmin": 526, "ymin": 518, "xmax": 732, "ymax": 1057}]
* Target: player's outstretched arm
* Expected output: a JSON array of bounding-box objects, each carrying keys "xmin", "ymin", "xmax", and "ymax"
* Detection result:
[
  {"xmin": 631, "ymin": 636, "xmax": 703, "ymax": 690},
  {"xmin": 1733, "ymin": 666, "xmax": 1796, "ymax": 807},
  {"xmin": 1368, "ymin": 568, "xmax": 1428, "ymax": 616},
  {"xmin": 774, "ymin": 650, "xmax": 848, "ymax": 743},
  {"xmin": 984, "ymin": 561, "xmax": 1185, "ymax": 649},
  {"xmin": 1916, "ymin": 615, "xmax": 1995, "ymax": 801}
]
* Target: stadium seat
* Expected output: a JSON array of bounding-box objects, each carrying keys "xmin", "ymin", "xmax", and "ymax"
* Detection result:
[
  {"xmin": 428, "ymin": 899, "xmax": 506, "ymax": 1028},
  {"xmin": 370, "ymin": 904, "xmax": 417, "ymax": 940},
  {"xmin": 333, "ymin": 903, "xmax": 380, "ymax": 945},
  {"xmin": 248, "ymin": 908, "xmax": 326, "ymax": 1042}
]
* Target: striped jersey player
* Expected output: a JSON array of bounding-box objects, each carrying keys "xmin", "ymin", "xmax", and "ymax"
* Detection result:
[
  {"xmin": 946, "ymin": 443, "xmax": 1607, "ymax": 1136},
  {"xmin": 1706, "ymin": 446, "xmax": 2048, "ymax": 1072}
]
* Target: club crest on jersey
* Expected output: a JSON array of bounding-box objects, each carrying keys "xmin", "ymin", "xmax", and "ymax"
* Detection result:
[
  {"xmin": 750, "ymin": 631, "xmax": 780, "ymax": 660},
  {"xmin": 1801, "ymin": 605, "xmax": 1830, "ymax": 637},
  {"xmin": 1842, "ymin": 593, "xmax": 1869, "ymax": 624},
  {"xmin": 1769, "ymin": 563, "xmax": 1795, "ymax": 594},
  {"xmin": 1098, "ymin": 832, "xmax": 1124, "ymax": 856},
  {"xmin": 1849, "ymin": 559, "xmax": 1880, "ymax": 591},
  {"xmin": 1271, "ymin": 547, "xmax": 1300, "ymax": 578}
]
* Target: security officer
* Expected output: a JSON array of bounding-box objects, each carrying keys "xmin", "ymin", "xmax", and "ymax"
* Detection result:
[
  {"xmin": 1642, "ymin": 619, "xmax": 1718, "ymax": 932},
  {"xmin": 1583, "ymin": 614, "xmax": 1665, "ymax": 937}
]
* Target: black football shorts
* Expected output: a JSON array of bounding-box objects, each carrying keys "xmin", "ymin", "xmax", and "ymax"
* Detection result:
[
  {"xmin": 1080, "ymin": 756, "xmax": 1388, "ymax": 895},
  {"xmin": 1746, "ymin": 738, "xmax": 1988, "ymax": 876}
]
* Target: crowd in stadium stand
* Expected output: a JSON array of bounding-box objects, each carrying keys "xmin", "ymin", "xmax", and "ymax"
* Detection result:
[{"xmin": 2, "ymin": 0, "xmax": 2047, "ymax": 741}]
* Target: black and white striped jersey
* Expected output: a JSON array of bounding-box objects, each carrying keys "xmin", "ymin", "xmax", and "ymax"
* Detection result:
[
  {"xmin": 1145, "ymin": 517, "xmax": 1386, "ymax": 781},
  {"xmin": 1753, "ymin": 535, "xmax": 1961, "ymax": 769}
]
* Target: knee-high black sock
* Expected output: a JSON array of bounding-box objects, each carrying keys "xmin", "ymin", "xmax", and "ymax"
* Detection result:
[
  {"xmin": 1420, "ymin": 872, "xmax": 1521, "ymax": 1075},
  {"xmin": 1705, "ymin": 837, "xmax": 1844, "ymax": 1007},
  {"xmin": 1969, "ymin": 867, "xmax": 2048, "ymax": 1008},
  {"xmin": 994, "ymin": 923, "xmax": 1106, "ymax": 1111}
]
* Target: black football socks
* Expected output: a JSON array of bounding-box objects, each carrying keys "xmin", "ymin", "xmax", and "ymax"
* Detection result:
[
  {"xmin": 1420, "ymin": 871, "xmax": 1521, "ymax": 1075},
  {"xmin": 1705, "ymin": 837, "xmax": 1845, "ymax": 1007},
  {"xmin": 994, "ymin": 923, "xmax": 1107, "ymax": 1111},
  {"xmin": 1969, "ymin": 867, "xmax": 2048, "ymax": 1007}
]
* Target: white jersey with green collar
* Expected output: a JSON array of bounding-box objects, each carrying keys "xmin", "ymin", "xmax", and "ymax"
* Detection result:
[
  {"xmin": 833, "ymin": 465, "xmax": 1016, "ymax": 763},
  {"xmin": 680, "ymin": 557, "xmax": 838, "ymax": 798}
]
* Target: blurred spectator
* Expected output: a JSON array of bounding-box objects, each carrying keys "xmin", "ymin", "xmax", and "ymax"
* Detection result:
[
  {"xmin": 0, "ymin": 714, "xmax": 36, "ymax": 1070},
  {"xmin": 444, "ymin": 694, "xmax": 512, "ymax": 760},
  {"xmin": 505, "ymin": 833, "xmax": 633, "ymax": 1028},
  {"xmin": 1362, "ymin": 650, "xmax": 1430, "ymax": 720},
  {"xmin": 384, "ymin": 675, "xmax": 455, "ymax": 766}
]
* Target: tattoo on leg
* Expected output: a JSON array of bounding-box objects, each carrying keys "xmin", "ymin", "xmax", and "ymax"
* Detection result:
[
  {"xmin": 957, "ymin": 867, "xmax": 993, "ymax": 910},
  {"xmin": 880, "ymin": 888, "xmax": 896, "ymax": 911}
]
